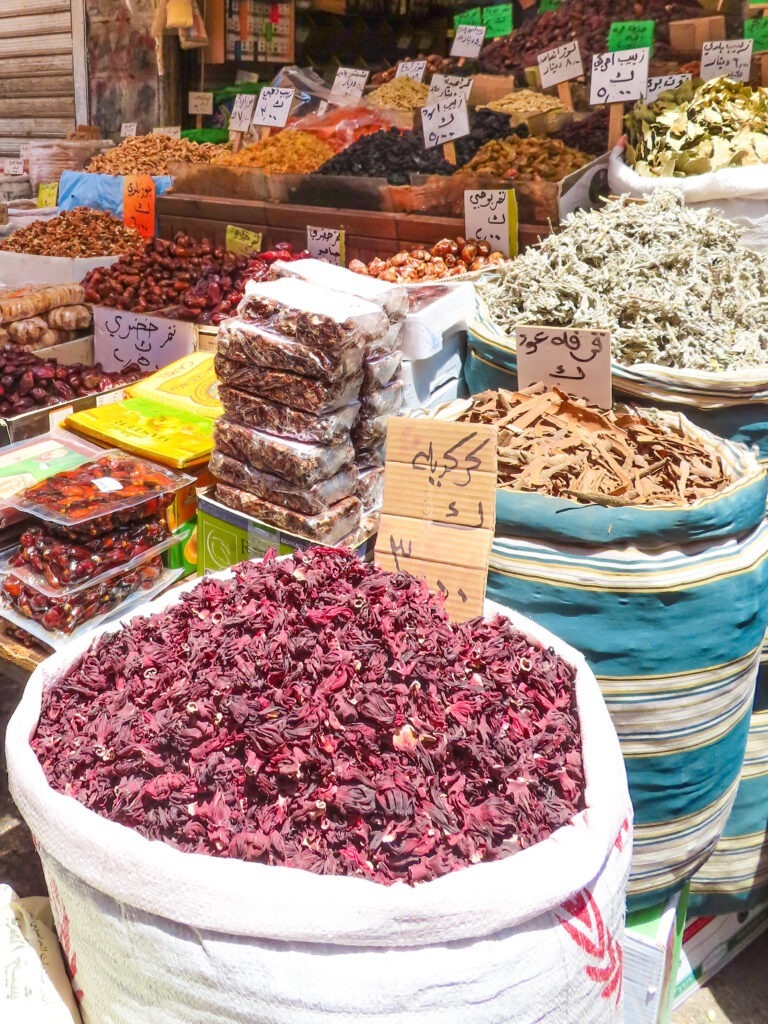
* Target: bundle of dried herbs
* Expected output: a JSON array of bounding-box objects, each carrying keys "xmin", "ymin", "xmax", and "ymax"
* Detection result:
[
  {"xmin": 625, "ymin": 78, "xmax": 768, "ymax": 178},
  {"xmin": 32, "ymin": 547, "xmax": 585, "ymax": 884},
  {"xmin": 459, "ymin": 387, "xmax": 732, "ymax": 506},
  {"xmin": 479, "ymin": 192, "xmax": 768, "ymax": 372}
]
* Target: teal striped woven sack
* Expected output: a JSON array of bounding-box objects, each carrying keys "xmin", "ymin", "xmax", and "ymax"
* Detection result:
[{"xmin": 687, "ymin": 656, "xmax": 768, "ymax": 915}]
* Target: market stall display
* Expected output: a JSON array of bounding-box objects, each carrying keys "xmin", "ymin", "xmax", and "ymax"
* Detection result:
[
  {"xmin": 366, "ymin": 78, "xmax": 430, "ymax": 111},
  {"xmin": 0, "ymin": 209, "xmax": 143, "ymax": 258},
  {"xmin": 0, "ymin": 285, "xmax": 92, "ymax": 352},
  {"xmin": 459, "ymin": 136, "xmax": 591, "ymax": 181},
  {"xmin": 85, "ymin": 135, "xmax": 223, "ymax": 176},
  {"xmin": 349, "ymin": 236, "xmax": 506, "ymax": 281},
  {"xmin": 483, "ymin": 89, "xmax": 567, "ymax": 119},
  {"xmin": 314, "ymin": 127, "xmax": 455, "ymax": 184},
  {"xmin": 553, "ymin": 108, "xmax": 610, "ymax": 157},
  {"xmin": 214, "ymin": 132, "xmax": 335, "ymax": 173},
  {"xmin": 370, "ymin": 54, "xmax": 471, "ymax": 86}
]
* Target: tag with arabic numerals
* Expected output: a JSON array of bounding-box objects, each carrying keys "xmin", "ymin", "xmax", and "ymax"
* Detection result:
[
  {"xmin": 375, "ymin": 418, "xmax": 497, "ymax": 623},
  {"xmin": 421, "ymin": 95, "xmax": 470, "ymax": 149},
  {"xmin": 329, "ymin": 67, "xmax": 370, "ymax": 103},
  {"xmin": 153, "ymin": 126, "xmax": 181, "ymax": 139},
  {"xmin": 464, "ymin": 189, "xmax": 517, "ymax": 259},
  {"xmin": 226, "ymin": 225, "xmax": 262, "ymax": 255},
  {"xmin": 396, "ymin": 60, "xmax": 427, "ymax": 81},
  {"xmin": 121, "ymin": 122, "xmax": 138, "ymax": 137},
  {"xmin": 4, "ymin": 159, "xmax": 23, "ymax": 176},
  {"xmin": 188, "ymin": 92, "xmax": 214, "ymax": 116},
  {"xmin": 253, "ymin": 87, "xmax": 295, "ymax": 128},
  {"xmin": 428, "ymin": 75, "xmax": 473, "ymax": 104},
  {"xmin": 590, "ymin": 48, "xmax": 650, "ymax": 104},
  {"xmin": 229, "ymin": 93, "xmax": 257, "ymax": 133},
  {"xmin": 537, "ymin": 40, "xmax": 584, "ymax": 89},
  {"xmin": 700, "ymin": 39, "xmax": 753, "ymax": 82},
  {"xmin": 93, "ymin": 308, "xmax": 196, "ymax": 374},
  {"xmin": 515, "ymin": 326, "xmax": 612, "ymax": 408},
  {"xmin": 307, "ymin": 226, "xmax": 345, "ymax": 265},
  {"xmin": 37, "ymin": 182, "xmax": 58, "ymax": 208},
  {"xmin": 450, "ymin": 25, "xmax": 486, "ymax": 59}
]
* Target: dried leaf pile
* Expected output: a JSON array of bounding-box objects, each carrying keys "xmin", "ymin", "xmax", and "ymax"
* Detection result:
[
  {"xmin": 478, "ymin": 192, "xmax": 768, "ymax": 372},
  {"xmin": 459, "ymin": 386, "xmax": 732, "ymax": 507},
  {"xmin": 625, "ymin": 78, "xmax": 768, "ymax": 178}
]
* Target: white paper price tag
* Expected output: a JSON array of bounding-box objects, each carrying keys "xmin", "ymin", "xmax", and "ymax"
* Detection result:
[
  {"xmin": 329, "ymin": 67, "xmax": 370, "ymax": 103},
  {"xmin": 93, "ymin": 308, "xmax": 196, "ymax": 374},
  {"xmin": 700, "ymin": 39, "xmax": 753, "ymax": 83},
  {"xmin": 590, "ymin": 48, "xmax": 650, "ymax": 105},
  {"xmin": 427, "ymin": 74, "xmax": 473, "ymax": 104},
  {"xmin": 307, "ymin": 226, "xmax": 346, "ymax": 265},
  {"xmin": 188, "ymin": 91, "xmax": 214, "ymax": 116},
  {"xmin": 4, "ymin": 159, "xmax": 24, "ymax": 176},
  {"xmin": 644, "ymin": 73, "xmax": 691, "ymax": 102},
  {"xmin": 464, "ymin": 189, "xmax": 517, "ymax": 259},
  {"xmin": 253, "ymin": 87, "xmax": 295, "ymax": 128},
  {"xmin": 120, "ymin": 122, "xmax": 137, "ymax": 138},
  {"xmin": 19, "ymin": 144, "xmax": 31, "ymax": 160},
  {"xmin": 153, "ymin": 126, "xmax": 182, "ymax": 139},
  {"xmin": 229, "ymin": 93, "xmax": 257, "ymax": 133},
  {"xmin": 450, "ymin": 24, "xmax": 486, "ymax": 59},
  {"xmin": 421, "ymin": 96, "xmax": 470, "ymax": 149},
  {"xmin": 396, "ymin": 60, "xmax": 428, "ymax": 81},
  {"xmin": 516, "ymin": 326, "xmax": 612, "ymax": 408},
  {"xmin": 538, "ymin": 40, "xmax": 584, "ymax": 89}
]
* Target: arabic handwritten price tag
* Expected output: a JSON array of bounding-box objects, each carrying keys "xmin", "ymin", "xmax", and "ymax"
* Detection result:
[
  {"xmin": 483, "ymin": 3, "xmax": 513, "ymax": 39},
  {"xmin": 4, "ymin": 159, "xmax": 23, "ymax": 176},
  {"xmin": 226, "ymin": 225, "xmax": 262, "ymax": 256},
  {"xmin": 229, "ymin": 93, "xmax": 257, "ymax": 132},
  {"xmin": 37, "ymin": 182, "xmax": 58, "ymax": 208},
  {"xmin": 153, "ymin": 126, "xmax": 181, "ymax": 138},
  {"xmin": 329, "ymin": 67, "xmax": 370, "ymax": 103},
  {"xmin": 454, "ymin": 7, "xmax": 483, "ymax": 28},
  {"xmin": 450, "ymin": 24, "xmax": 486, "ymax": 59},
  {"xmin": 537, "ymin": 40, "xmax": 584, "ymax": 88},
  {"xmin": 428, "ymin": 74, "xmax": 474, "ymax": 103},
  {"xmin": 307, "ymin": 226, "xmax": 345, "ymax": 266},
  {"xmin": 745, "ymin": 19, "xmax": 768, "ymax": 55},
  {"xmin": 123, "ymin": 174, "xmax": 156, "ymax": 240},
  {"xmin": 94, "ymin": 307, "xmax": 196, "ymax": 374},
  {"xmin": 464, "ymin": 189, "xmax": 517, "ymax": 259},
  {"xmin": 608, "ymin": 20, "xmax": 655, "ymax": 55},
  {"xmin": 120, "ymin": 122, "xmax": 137, "ymax": 137},
  {"xmin": 253, "ymin": 87, "xmax": 295, "ymax": 128},
  {"xmin": 590, "ymin": 47, "xmax": 650, "ymax": 104},
  {"xmin": 421, "ymin": 95, "xmax": 470, "ymax": 149},
  {"xmin": 396, "ymin": 60, "xmax": 428, "ymax": 81},
  {"xmin": 539, "ymin": 0, "xmax": 560, "ymax": 10},
  {"xmin": 374, "ymin": 417, "xmax": 497, "ymax": 623},
  {"xmin": 645, "ymin": 73, "xmax": 691, "ymax": 102},
  {"xmin": 188, "ymin": 91, "xmax": 214, "ymax": 116},
  {"xmin": 516, "ymin": 326, "xmax": 612, "ymax": 408},
  {"xmin": 700, "ymin": 39, "xmax": 753, "ymax": 82}
]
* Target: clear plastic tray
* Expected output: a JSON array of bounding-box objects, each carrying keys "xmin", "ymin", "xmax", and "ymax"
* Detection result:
[
  {"xmin": 217, "ymin": 318, "xmax": 365, "ymax": 382},
  {"xmin": 270, "ymin": 258, "xmax": 408, "ymax": 322},
  {"xmin": 213, "ymin": 418, "xmax": 354, "ymax": 486},
  {"xmin": 218, "ymin": 386, "xmax": 358, "ymax": 445},
  {"xmin": 213, "ymin": 354, "xmax": 364, "ymax": 414},
  {"xmin": 215, "ymin": 483, "xmax": 361, "ymax": 545}
]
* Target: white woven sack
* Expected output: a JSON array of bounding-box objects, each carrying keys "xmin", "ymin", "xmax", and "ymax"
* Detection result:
[{"xmin": 6, "ymin": 575, "xmax": 632, "ymax": 1024}]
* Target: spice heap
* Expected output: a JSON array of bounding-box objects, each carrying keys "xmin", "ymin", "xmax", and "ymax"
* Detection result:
[
  {"xmin": 461, "ymin": 136, "xmax": 590, "ymax": 181},
  {"xmin": 32, "ymin": 547, "xmax": 585, "ymax": 883},
  {"xmin": 349, "ymin": 237, "xmax": 506, "ymax": 282},
  {"xmin": 314, "ymin": 127, "xmax": 453, "ymax": 185},
  {"xmin": 0, "ymin": 208, "xmax": 143, "ymax": 258},
  {"xmin": 553, "ymin": 108, "xmax": 609, "ymax": 157},
  {"xmin": 215, "ymin": 131, "xmax": 335, "ymax": 173},
  {"xmin": 0, "ymin": 453, "xmax": 186, "ymax": 636},
  {"xmin": 484, "ymin": 90, "xmax": 566, "ymax": 119},
  {"xmin": 478, "ymin": 192, "xmax": 768, "ymax": 372},
  {"xmin": 85, "ymin": 135, "xmax": 222, "ymax": 176},
  {"xmin": 0, "ymin": 284, "xmax": 91, "ymax": 351},
  {"xmin": 625, "ymin": 78, "xmax": 768, "ymax": 178},
  {"xmin": 366, "ymin": 78, "xmax": 430, "ymax": 111},
  {"xmin": 460, "ymin": 386, "xmax": 731, "ymax": 506}
]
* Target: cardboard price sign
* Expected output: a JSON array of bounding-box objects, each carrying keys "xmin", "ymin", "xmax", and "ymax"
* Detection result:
[
  {"xmin": 450, "ymin": 24, "xmax": 486, "ymax": 59},
  {"xmin": 421, "ymin": 96, "xmax": 470, "ymax": 149},
  {"xmin": 94, "ymin": 307, "xmax": 195, "ymax": 374},
  {"xmin": 396, "ymin": 60, "xmax": 428, "ymax": 81},
  {"xmin": 744, "ymin": 18, "xmax": 768, "ymax": 54},
  {"xmin": 483, "ymin": 3, "xmax": 513, "ymax": 39},
  {"xmin": 307, "ymin": 226, "xmax": 345, "ymax": 265},
  {"xmin": 516, "ymin": 326, "xmax": 612, "ymax": 408},
  {"xmin": 537, "ymin": 40, "xmax": 584, "ymax": 88},
  {"xmin": 253, "ymin": 87, "xmax": 295, "ymax": 128},
  {"xmin": 153, "ymin": 126, "xmax": 181, "ymax": 138},
  {"xmin": 454, "ymin": 7, "xmax": 483, "ymax": 28},
  {"xmin": 120, "ymin": 122, "xmax": 138, "ymax": 137},
  {"xmin": 464, "ymin": 189, "xmax": 517, "ymax": 259},
  {"xmin": 374, "ymin": 417, "xmax": 498, "ymax": 622},
  {"xmin": 123, "ymin": 174, "xmax": 156, "ymax": 239},
  {"xmin": 700, "ymin": 39, "xmax": 753, "ymax": 82},
  {"xmin": 37, "ymin": 182, "xmax": 58, "ymax": 208},
  {"xmin": 590, "ymin": 47, "xmax": 650, "ymax": 104},
  {"xmin": 225, "ymin": 225, "xmax": 262, "ymax": 255},
  {"xmin": 645, "ymin": 73, "xmax": 691, "ymax": 102},
  {"xmin": 329, "ymin": 67, "xmax": 370, "ymax": 102},
  {"xmin": 188, "ymin": 91, "xmax": 214, "ymax": 116},
  {"xmin": 229, "ymin": 93, "xmax": 257, "ymax": 133},
  {"xmin": 428, "ymin": 74, "xmax": 473, "ymax": 103},
  {"xmin": 4, "ymin": 159, "xmax": 23, "ymax": 176},
  {"xmin": 608, "ymin": 20, "xmax": 655, "ymax": 55}
]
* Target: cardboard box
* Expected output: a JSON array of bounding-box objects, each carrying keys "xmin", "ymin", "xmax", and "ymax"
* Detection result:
[
  {"xmin": 668, "ymin": 15, "xmax": 726, "ymax": 54},
  {"xmin": 469, "ymin": 75, "xmax": 519, "ymax": 106},
  {"xmin": 674, "ymin": 899, "xmax": 768, "ymax": 1008},
  {"xmin": 167, "ymin": 463, "xmax": 214, "ymax": 532},
  {"xmin": 625, "ymin": 885, "xmax": 688, "ymax": 1024},
  {"xmin": 197, "ymin": 488, "xmax": 377, "ymax": 573},
  {"xmin": 164, "ymin": 517, "xmax": 198, "ymax": 578},
  {"xmin": 0, "ymin": 252, "xmax": 118, "ymax": 287}
]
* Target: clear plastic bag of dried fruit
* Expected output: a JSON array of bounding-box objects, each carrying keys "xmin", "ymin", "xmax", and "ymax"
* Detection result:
[
  {"xmin": 215, "ymin": 483, "xmax": 361, "ymax": 543},
  {"xmin": 213, "ymin": 356, "xmax": 364, "ymax": 414},
  {"xmin": 210, "ymin": 451, "xmax": 358, "ymax": 515},
  {"xmin": 217, "ymin": 386, "xmax": 359, "ymax": 446},
  {"xmin": 217, "ymin": 319, "xmax": 365, "ymax": 382},
  {"xmin": 213, "ymin": 418, "xmax": 355, "ymax": 486}
]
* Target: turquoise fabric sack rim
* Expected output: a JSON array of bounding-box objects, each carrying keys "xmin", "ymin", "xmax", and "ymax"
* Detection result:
[{"xmin": 57, "ymin": 169, "xmax": 173, "ymax": 219}]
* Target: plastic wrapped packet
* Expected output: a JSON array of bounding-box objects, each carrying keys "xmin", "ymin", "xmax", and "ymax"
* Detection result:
[
  {"xmin": 214, "ymin": 354, "xmax": 363, "ymax": 413},
  {"xmin": 8, "ymin": 317, "xmax": 48, "ymax": 348},
  {"xmin": 363, "ymin": 350, "xmax": 402, "ymax": 392},
  {"xmin": 270, "ymin": 258, "xmax": 408, "ymax": 322},
  {"xmin": 215, "ymin": 483, "xmax": 361, "ymax": 544},
  {"xmin": 209, "ymin": 451, "xmax": 358, "ymax": 515},
  {"xmin": 217, "ymin": 318, "xmax": 365, "ymax": 382},
  {"xmin": 352, "ymin": 413, "xmax": 388, "ymax": 450},
  {"xmin": 45, "ymin": 304, "xmax": 92, "ymax": 331},
  {"xmin": 357, "ymin": 466, "xmax": 384, "ymax": 512},
  {"xmin": 0, "ymin": 284, "xmax": 85, "ymax": 324},
  {"xmin": 126, "ymin": 353, "xmax": 223, "ymax": 420},
  {"xmin": 218, "ymin": 385, "xmax": 358, "ymax": 445},
  {"xmin": 360, "ymin": 379, "xmax": 403, "ymax": 417},
  {"xmin": 238, "ymin": 278, "xmax": 389, "ymax": 353},
  {"xmin": 355, "ymin": 446, "xmax": 386, "ymax": 469},
  {"xmin": 213, "ymin": 418, "xmax": 354, "ymax": 486}
]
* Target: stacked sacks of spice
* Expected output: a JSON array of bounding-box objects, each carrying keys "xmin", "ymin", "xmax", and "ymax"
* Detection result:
[
  {"xmin": 423, "ymin": 386, "xmax": 768, "ymax": 911},
  {"xmin": 211, "ymin": 279, "xmax": 396, "ymax": 541},
  {"xmin": 0, "ymin": 452, "xmax": 192, "ymax": 646}
]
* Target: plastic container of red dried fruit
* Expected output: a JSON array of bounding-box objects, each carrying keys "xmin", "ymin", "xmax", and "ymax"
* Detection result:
[{"xmin": 3, "ymin": 451, "xmax": 195, "ymax": 538}]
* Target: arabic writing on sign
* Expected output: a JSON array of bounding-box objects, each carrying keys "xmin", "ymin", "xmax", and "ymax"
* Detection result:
[
  {"xmin": 744, "ymin": 19, "xmax": 768, "ymax": 55},
  {"xmin": 387, "ymin": 536, "xmax": 470, "ymax": 603},
  {"xmin": 700, "ymin": 39, "xmax": 753, "ymax": 82},
  {"xmin": 153, "ymin": 126, "xmax": 181, "ymax": 139},
  {"xmin": 454, "ymin": 7, "xmax": 483, "ymax": 28},
  {"xmin": 225, "ymin": 225, "xmax": 262, "ymax": 256},
  {"xmin": 644, "ymin": 73, "xmax": 691, "ymax": 103},
  {"xmin": 428, "ymin": 74, "xmax": 474, "ymax": 104},
  {"xmin": 188, "ymin": 92, "xmax": 214, "ymax": 116},
  {"xmin": 123, "ymin": 174, "xmax": 156, "ymax": 240},
  {"xmin": 330, "ymin": 67, "xmax": 370, "ymax": 102},
  {"xmin": 607, "ymin": 20, "xmax": 655, "ymax": 55},
  {"xmin": 537, "ymin": 39, "xmax": 584, "ymax": 89},
  {"xmin": 396, "ymin": 60, "xmax": 428, "ymax": 82},
  {"xmin": 229, "ymin": 93, "xmax": 257, "ymax": 133},
  {"xmin": 120, "ymin": 122, "xmax": 137, "ymax": 138},
  {"xmin": 482, "ymin": 3, "xmax": 513, "ymax": 39},
  {"xmin": 450, "ymin": 24, "xmax": 486, "ymax": 59},
  {"xmin": 37, "ymin": 182, "xmax": 58, "ymax": 208},
  {"xmin": 589, "ymin": 47, "xmax": 650, "ymax": 105},
  {"xmin": 307, "ymin": 226, "xmax": 345, "ymax": 265},
  {"xmin": 253, "ymin": 87, "xmax": 295, "ymax": 127},
  {"xmin": 515, "ymin": 326, "xmax": 612, "ymax": 408},
  {"xmin": 94, "ymin": 308, "xmax": 195, "ymax": 373},
  {"xmin": 464, "ymin": 189, "xmax": 517, "ymax": 259},
  {"xmin": 421, "ymin": 95, "xmax": 470, "ymax": 148},
  {"xmin": 4, "ymin": 160, "xmax": 23, "ymax": 176}
]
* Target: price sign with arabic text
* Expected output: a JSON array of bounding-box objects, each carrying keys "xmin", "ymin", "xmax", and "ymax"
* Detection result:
[
  {"xmin": 307, "ymin": 226, "xmax": 345, "ymax": 265},
  {"xmin": 516, "ymin": 326, "xmax": 612, "ymax": 408},
  {"xmin": 428, "ymin": 74, "xmax": 473, "ymax": 103},
  {"xmin": 450, "ymin": 24, "xmax": 486, "ymax": 58},
  {"xmin": 645, "ymin": 73, "xmax": 691, "ymax": 102},
  {"xmin": 537, "ymin": 39, "xmax": 584, "ymax": 89},
  {"xmin": 421, "ymin": 95, "xmax": 470, "ymax": 149},
  {"xmin": 188, "ymin": 92, "xmax": 214, "ymax": 116},
  {"xmin": 153, "ymin": 126, "xmax": 181, "ymax": 138},
  {"xmin": 121, "ymin": 122, "xmax": 137, "ymax": 138},
  {"xmin": 4, "ymin": 159, "xmax": 23, "ymax": 176},
  {"xmin": 330, "ymin": 67, "xmax": 370, "ymax": 103},
  {"xmin": 253, "ymin": 87, "xmax": 295, "ymax": 128},
  {"xmin": 744, "ymin": 19, "xmax": 768, "ymax": 55},
  {"xmin": 94, "ymin": 307, "xmax": 196, "ymax": 374},
  {"xmin": 37, "ymin": 182, "xmax": 58, "ymax": 208},
  {"xmin": 590, "ymin": 48, "xmax": 650, "ymax": 104},
  {"xmin": 123, "ymin": 174, "xmax": 156, "ymax": 239},
  {"xmin": 396, "ymin": 60, "xmax": 428, "ymax": 81},
  {"xmin": 700, "ymin": 39, "xmax": 753, "ymax": 82},
  {"xmin": 464, "ymin": 189, "xmax": 517, "ymax": 259},
  {"xmin": 483, "ymin": 3, "xmax": 513, "ymax": 39},
  {"xmin": 454, "ymin": 8, "xmax": 483, "ymax": 28},
  {"xmin": 226, "ymin": 225, "xmax": 262, "ymax": 256},
  {"xmin": 375, "ymin": 418, "xmax": 497, "ymax": 622},
  {"xmin": 229, "ymin": 93, "xmax": 257, "ymax": 132},
  {"xmin": 608, "ymin": 20, "xmax": 655, "ymax": 55}
]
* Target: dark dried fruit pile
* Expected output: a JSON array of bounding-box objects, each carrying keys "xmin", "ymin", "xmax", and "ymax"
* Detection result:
[
  {"xmin": 314, "ymin": 128, "xmax": 455, "ymax": 185},
  {"xmin": 32, "ymin": 547, "xmax": 585, "ymax": 885}
]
